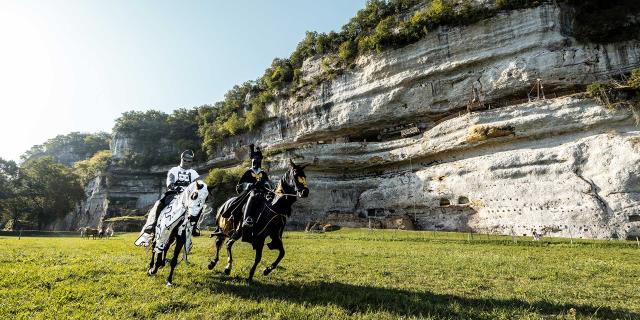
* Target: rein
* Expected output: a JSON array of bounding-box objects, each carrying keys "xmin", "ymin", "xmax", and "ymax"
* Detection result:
[
  {"xmin": 255, "ymin": 210, "xmax": 286, "ymax": 236},
  {"xmin": 267, "ymin": 169, "xmax": 303, "ymax": 198},
  {"xmin": 267, "ymin": 187, "xmax": 299, "ymax": 198}
]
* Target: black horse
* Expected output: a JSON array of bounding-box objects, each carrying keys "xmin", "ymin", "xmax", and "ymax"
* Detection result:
[{"xmin": 208, "ymin": 159, "xmax": 309, "ymax": 281}]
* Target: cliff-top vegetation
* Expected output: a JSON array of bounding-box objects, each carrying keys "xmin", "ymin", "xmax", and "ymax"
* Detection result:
[
  {"xmin": 104, "ymin": 0, "xmax": 640, "ymax": 163},
  {"xmin": 194, "ymin": 0, "xmax": 638, "ymax": 159},
  {"xmin": 21, "ymin": 132, "xmax": 110, "ymax": 166}
]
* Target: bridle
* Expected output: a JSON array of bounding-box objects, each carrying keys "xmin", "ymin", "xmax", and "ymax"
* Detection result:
[{"xmin": 268, "ymin": 167, "xmax": 306, "ymax": 198}]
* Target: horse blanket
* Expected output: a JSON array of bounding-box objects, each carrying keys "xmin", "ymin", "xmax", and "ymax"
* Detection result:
[{"xmin": 135, "ymin": 181, "xmax": 209, "ymax": 258}]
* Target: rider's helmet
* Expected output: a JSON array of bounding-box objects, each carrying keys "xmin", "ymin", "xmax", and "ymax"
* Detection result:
[
  {"xmin": 181, "ymin": 150, "xmax": 195, "ymax": 161},
  {"xmin": 180, "ymin": 150, "xmax": 195, "ymax": 168}
]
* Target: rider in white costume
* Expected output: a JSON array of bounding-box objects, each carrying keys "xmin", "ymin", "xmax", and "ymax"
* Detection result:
[{"xmin": 145, "ymin": 150, "xmax": 201, "ymax": 235}]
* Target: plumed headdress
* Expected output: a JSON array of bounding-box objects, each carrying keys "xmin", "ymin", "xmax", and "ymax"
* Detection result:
[{"xmin": 249, "ymin": 144, "xmax": 262, "ymax": 160}]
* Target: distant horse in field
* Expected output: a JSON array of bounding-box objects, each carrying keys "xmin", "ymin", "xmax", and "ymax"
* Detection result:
[
  {"xmin": 78, "ymin": 227, "xmax": 86, "ymax": 238},
  {"xmin": 84, "ymin": 227, "xmax": 100, "ymax": 239},
  {"xmin": 208, "ymin": 159, "xmax": 309, "ymax": 282},
  {"xmin": 135, "ymin": 180, "xmax": 209, "ymax": 285}
]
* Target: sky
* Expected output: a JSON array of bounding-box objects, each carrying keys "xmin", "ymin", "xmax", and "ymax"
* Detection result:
[{"xmin": 0, "ymin": 0, "xmax": 366, "ymax": 162}]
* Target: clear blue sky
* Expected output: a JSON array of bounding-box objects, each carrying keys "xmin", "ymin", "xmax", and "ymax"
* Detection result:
[{"xmin": 0, "ymin": 0, "xmax": 366, "ymax": 161}]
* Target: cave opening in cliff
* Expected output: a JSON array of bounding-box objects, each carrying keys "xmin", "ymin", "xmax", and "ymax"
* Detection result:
[{"xmin": 439, "ymin": 198, "xmax": 450, "ymax": 207}]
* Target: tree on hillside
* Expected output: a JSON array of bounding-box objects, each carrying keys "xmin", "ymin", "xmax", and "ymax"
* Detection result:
[
  {"xmin": 0, "ymin": 158, "xmax": 26, "ymax": 228},
  {"xmin": 20, "ymin": 157, "xmax": 84, "ymax": 229}
]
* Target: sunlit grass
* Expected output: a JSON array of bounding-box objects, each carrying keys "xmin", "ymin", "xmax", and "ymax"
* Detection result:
[{"xmin": 0, "ymin": 229, "xmax": 638, "ymax": 319}]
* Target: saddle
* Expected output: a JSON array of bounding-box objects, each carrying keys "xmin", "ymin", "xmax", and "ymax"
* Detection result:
[{"xmin": 218, "ymin": 191, "xmax": 250, "ymax": 219}]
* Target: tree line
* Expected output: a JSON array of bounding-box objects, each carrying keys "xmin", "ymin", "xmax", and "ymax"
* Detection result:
[{"xmin": 0, "ymin": 157, "xmax": 84, "ymax": 230}]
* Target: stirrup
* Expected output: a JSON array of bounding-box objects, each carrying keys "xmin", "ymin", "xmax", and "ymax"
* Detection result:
[{"xmin": 242, "ymin": 217, "xmax": 254, "ymax": 228}]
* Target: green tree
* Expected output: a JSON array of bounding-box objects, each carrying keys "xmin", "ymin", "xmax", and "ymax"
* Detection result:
[
  {"xmin": 263, "ymin": 58, "xmax": 294, "ymax": 91},
  {"xmin": 20, "ymin": 157, "xmax": 84, "ymax": 229},
  {"xmin": 338, "ymin": 40, "xmax": 357, "ymax": 64},
  {"xmin": 0, "ymin": 158, "xmax": 25, "ymax": 228},
  {"xmin": 219, "ymin": 113, "xmax": 245, "ymax": 136}
]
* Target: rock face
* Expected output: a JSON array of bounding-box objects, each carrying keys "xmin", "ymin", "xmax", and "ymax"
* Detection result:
[
  {"xmin": 53, "ymin": 169, "xmax": 164, "ymax": 231},
  {"xmin": 69, "ymin": 3, "xmax": 640, "ymax": 238}
]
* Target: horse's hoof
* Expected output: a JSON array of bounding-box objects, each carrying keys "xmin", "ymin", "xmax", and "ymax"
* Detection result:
[
  {"xmin": 166, "ymin": 281, "xmax": 172, "ymax": 287},
  {"xmin": 147, "ymin": 268, "xmax": 155, "ymax": 276},
  {"xmin": 208, "ymin": 261, "xmax": 217, "ymax": 270},
  {"xmin": 263, "ymin": 267, "xmax": 272, "ymax": 276},
  {"xmin": 224, "ymin": 268, "xmax": 231, "ymax": 275}
]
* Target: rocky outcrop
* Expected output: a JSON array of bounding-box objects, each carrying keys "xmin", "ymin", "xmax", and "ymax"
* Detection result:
[
  {"xmin": 68, "ymin": 3, "xmax": 640, "ymax": 239},
  {"xmin": 52, "ymin": 168, "xmax": 164, "ymax": 231},
  {"xmin": 204, "ymin": 4, "xmax": 640, "ymax": 239}
]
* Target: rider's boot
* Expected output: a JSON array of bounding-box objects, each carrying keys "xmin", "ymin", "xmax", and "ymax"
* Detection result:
[
  {"xmin": 192, "ymin": 227, "xmax": 201, "ymax": 236},
  {"xmin": 144, "ymin": 202, "xmax": 165, "ymax": 234},
  {"xmin": 211, "ymin": 226, "xmax": 224, "ymax": 237}
]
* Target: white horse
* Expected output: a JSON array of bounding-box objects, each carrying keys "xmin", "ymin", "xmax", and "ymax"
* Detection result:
[{"xmin": 135, "ymin": 180, "xmax": 209, "ymax": 285}]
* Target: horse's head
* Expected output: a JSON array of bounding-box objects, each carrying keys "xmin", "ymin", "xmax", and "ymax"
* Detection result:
[
  {"xmin": 286, "ymin": 159, "xmax": 309, "ymax": 198},
  {"xmin": 184, "ymin": 180, "xmax": 209, "ymax": 219}
]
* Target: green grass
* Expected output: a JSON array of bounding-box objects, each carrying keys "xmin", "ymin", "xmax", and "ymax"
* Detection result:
[{"xmin": 0, "ymin": 229, "xmax": 638, "ymax": 319}]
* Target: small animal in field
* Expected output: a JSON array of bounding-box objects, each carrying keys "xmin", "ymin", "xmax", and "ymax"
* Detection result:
[
  {"xmin": 84, "ymin": 227, "xmax": 100, "ymax": 239},
  {"xmin": 78, "ymin": 227, "xmax": 86, "ymax": 238}
]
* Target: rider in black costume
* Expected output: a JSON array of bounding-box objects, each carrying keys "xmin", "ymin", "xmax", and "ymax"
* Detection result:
[
  {"xmin": 237, "ymin": 144, "xmax": 271, "ymax": 227},
  {"xmin": 214, "ymin": 144, "xmax": 272, "ymax": 241}
]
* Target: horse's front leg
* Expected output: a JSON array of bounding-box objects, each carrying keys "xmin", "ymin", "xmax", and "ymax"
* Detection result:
[
  {"xmin": 248, "ymin": 238, "xmax": 265, "ymax": 282},
  {"xmin": 224, "ymin": 238, "xmax": 235, "ymax": 275},
  {"xmin": 166, "ymin": 234, "xmax": 184, "ymax": 286},
  {"xmin": 149, "ymin": 250, "xmax": 164, "ymax": 275},
  {"xmin": 148, "ymin": 249, "xmax": 156, "ymax": 275},
  {"xmin": 264, "ymin": 236, "xmax": 285, "ymax": 276},
  {"xmin": 208, "ymin": 236, "xmax": 224, "ymax": 270}
]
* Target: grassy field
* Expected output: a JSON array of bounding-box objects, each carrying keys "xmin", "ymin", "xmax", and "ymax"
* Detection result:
[{"xmin": 0, "ymin": 229, "xmax": 638, "ymax": 320}]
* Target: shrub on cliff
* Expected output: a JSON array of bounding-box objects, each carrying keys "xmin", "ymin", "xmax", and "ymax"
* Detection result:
[
  {"xmin": 204, "ymin": 165, "xmax": 246, "ymax": 209},
  {"xmin": 628, "ymin": 69, "xmax": 640, "ymax": 90},
  {"xmin": 73, "ymin": 150, "xmax": 112, "ymax": 185}
]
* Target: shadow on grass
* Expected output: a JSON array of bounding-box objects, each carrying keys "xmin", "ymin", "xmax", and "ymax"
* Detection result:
[{"xmin": 195, "ymin": 274, "xmax": 637, "ymax": 319}]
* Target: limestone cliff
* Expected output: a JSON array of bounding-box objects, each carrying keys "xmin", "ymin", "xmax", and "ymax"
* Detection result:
[{"xmin": 72, "ymin": 3, "xmax": 640, "ymax": 239}]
